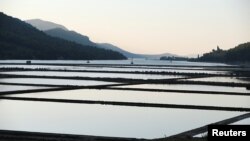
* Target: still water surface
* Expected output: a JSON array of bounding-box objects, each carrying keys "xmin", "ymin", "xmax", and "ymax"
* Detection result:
[
  {"xmin": 0, "ymin": 65, "xmax": 228, "ymax": 74},
  {"xmin": 0, "ymin": 78, "xmax": 117, "ymax": 86},
  {"xmin": 231, "ymin": 118, "xmax": 250, "ymax": 125},
  {"xmin": 0, "ymin": 59, "xmax": 230, "ymax": 66},
  {"xmin": 0, "ymin": 85, "xmax": 49, "ymax": 92},
  {"xmin": 9, "ymin": 89, "xmax": 250, "ymax": 108},
  {"xmin": 0, "ymin": 60, "xmax": 247, "ymax": 138},
  {"xmin": 114, "ymin": 84, "xmax": 250, "ymax": 93},
  {"xmin": 0, "ymin": 100, "xmax": 244, "ymax": 139},
  {"xmin": 188, "ymin": 76, "xmax": 250, "ymax": 84},
  {"xmin": 1, "ymin": 71, "xmax": 182, "ymax": 80}
]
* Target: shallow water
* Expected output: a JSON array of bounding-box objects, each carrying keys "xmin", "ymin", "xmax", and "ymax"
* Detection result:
[
  {"xmin": 0, "ymin": 85, "xmax": 49, "ymax": 92},
  {"xmin": 9, "ymin": 89, "xmax": 250, "ymax": 108},
  {"xmin": 231, "ymin": 118, "xmax": 250, "ymax": 125},
  {"xmin": 0, "ymin": 61, "xmax": 247, "ymax": 138},
  {"xmin": 0, "ymin": 59, "xmax": 230, "ymax": 66},
  {"xmin": 1, "ymin": 71, "xmax": 182, "ymax": 80},
  {"xmin": 0, "ymin": 100, "xmax": 244, "ymax": 139},
  {"xmin": 0, "ymin": 78, "xmax": 117, "ymax": 86},
  {"xmin": 114, "ymin": 84, "xmax": 250, "ymax": 93},
  {"xmin": 187, "ymin": 76, "xmax": 250, "ymax": 84},
  {"xmin": 0, "ymin": 65, "xmax": 228, "ymax": 74}
]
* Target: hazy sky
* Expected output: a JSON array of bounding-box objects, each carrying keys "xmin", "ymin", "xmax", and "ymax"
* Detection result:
[{"xmin": 1, "ymin": 0, "xmax": 249, "ymax": 56}]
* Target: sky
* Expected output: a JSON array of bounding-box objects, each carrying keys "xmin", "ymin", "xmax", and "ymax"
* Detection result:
[{"xmin": 0, "ymin": 0, "xmax": 249, "ymax": 56}]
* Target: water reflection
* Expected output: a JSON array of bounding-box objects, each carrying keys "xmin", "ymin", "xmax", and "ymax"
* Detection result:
[
  {"xmin": 0, "ymin": 78, "xmax": 117, "ymax": 86},
  {"xmin": 115, "ymin": 84, "xmax": 250, "ymax": 93},
  {"xmin": 0, "ymin": 59, "xmax": 230, "ymax": 66},
  {"xmin": 1, "ymin": 71, "xmax": 182, "ymax": 80},
  {"xmin": 188, "ymin": 76, "xmax": 250, "ymax": 84},
  {"xmin": 231, "ymin": 118, "xmax": 250, "ymax": 125},
  {"xmin": 0, "ymin": 85, "xmax": 49, "ymax": 92},
  {"xmin": 9, "ymin": 89, "xmax": 250, "ymax": 108},
  {"xmin": 0, "ymin": 65, "xmax": 227, "ymax": 74},
  {"xmin": 0, "ymin": 100, "xmax": 244, "ymax": 139}
]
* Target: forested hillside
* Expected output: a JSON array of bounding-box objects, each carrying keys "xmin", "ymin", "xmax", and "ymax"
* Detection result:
[
  {"xmin": 198, "ymin": 42, "xmax": 250, "ymax": 63},
  {"xmin": 0, "ymin": 12, "xmax": 126, "ymax": 60}
]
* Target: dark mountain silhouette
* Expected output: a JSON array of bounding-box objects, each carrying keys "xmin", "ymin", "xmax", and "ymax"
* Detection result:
[
  {"xmin": 26, "ymin": 19, "xmax": 137, "ymax": 57},
  {"xmin": 0, "ymin": 12, "xmax": 126, "ymax": 60},
  {"xmin": 44, "ymin": 28, "xmax": 141, "ymax": 58},
  {"xmin": 45, "ymin": 28, "xmax": 95, "ymax": 46},
  {"xmin": 45, "ymin": 29, "xmax": 143, "ymax": 58},
  {"xmin": 26, "ymin": 18, "xmax": 179, "ymax": 59},
  {"xmin": 198, "ymin": 42, "xmax": 250, "ymax": 63},
  {"xmin": 97, "ymin": 43, "xmax": 143, "ymax": 58},
  {"xmin": 98, "ymin": 44, "xmax": 180, "ymax": 59},
  {"xmin": 25, "ymin": 19, "xmax": 68, "ymax": 31}
]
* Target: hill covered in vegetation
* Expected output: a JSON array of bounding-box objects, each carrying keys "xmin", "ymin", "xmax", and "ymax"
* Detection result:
[
  {"xmin": 198, "ymin": 42, "xmax": 250, "ymax": 63},
  {"xmin": 26, "ymin": 19, "xmax": 178, "ymax": 59},
  {"xmin": 0, "ymin": 12, "xmax": 126, "ymax": 60},
  {"xmin": 26, "ymin": 19, "xmax": 143, "ymax": 58}
]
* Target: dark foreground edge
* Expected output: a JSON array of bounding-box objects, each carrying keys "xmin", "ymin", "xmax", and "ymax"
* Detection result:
[
  {"xmin": 0, "ymin": 130, "xmax": 207, "ymax": 141},
  {"xmin": 0, "ymin": 130, "xmax": 146, "ymax": 141}
]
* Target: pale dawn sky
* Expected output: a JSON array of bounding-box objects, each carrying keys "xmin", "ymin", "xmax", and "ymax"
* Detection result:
[{"xmin": 0, "ymin": 0, "xmax": 249, "ymax": 56}]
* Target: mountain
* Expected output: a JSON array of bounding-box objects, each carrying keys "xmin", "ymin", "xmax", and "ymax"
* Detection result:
[
  {"xmin": 198, "ymin": 43, "xmax": 250, "ymax": 63},
  {"xmin": 26, "ymin": 19, "xmax": 140, "ymax": 58},
  {"xmin": 26, "ymin": 19, "xmax": 179, "ymax": 59},
  {"xmin": 44, "ymin": 29, "xmax": 178, "ymax": 58},
  {"xmin": 140, "ymin": 53, "xmax": 179, "ymax": 59},
  {"xmin": 97, "ymin": 43, "xmax": 143, "ymax": 58},
  {"xmin": 25, "ymin": 19, "xmax": 68, "ymax": 31},
  {"xmin": 0, "ymin": 12, "xmax": 126, "ymax": 60},
  {"xmin": 97, "ymin": 44, "xmax": 179, "ymax": 59},
  {"xmin": 44, "ymin": 28, "xmax": 140, "ymax": 58},
  {"xmin": 45, "ymin": 28, "xmax": 95, "ymax": 46}
]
